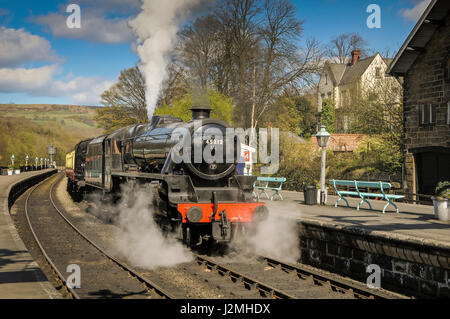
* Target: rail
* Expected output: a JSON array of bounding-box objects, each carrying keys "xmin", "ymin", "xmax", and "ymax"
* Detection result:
[
  {"xmin": 24, "ymin": 181, "xmax": 80, "ymax": 299},
  {"xmin": 260, "ymin": 256, "xmax": 408, "ymax": 299},
  {"xmin": 21, "ymin": 173, "xmax": 175, "ymax": 299},
  {"xmin": 194, "ymin": 254, "xmax": 295, "ymax": 299},
  {"xmin": 47, "ymin": 175, "xmax": 175, "ymax": 299}
]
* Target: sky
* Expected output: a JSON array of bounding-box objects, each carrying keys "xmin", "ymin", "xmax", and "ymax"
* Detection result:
[{"xmin": 0, "ymin": 0, "xmax": 431, "ymax": 106}]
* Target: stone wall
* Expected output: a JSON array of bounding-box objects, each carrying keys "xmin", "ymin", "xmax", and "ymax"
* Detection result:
[
  {"xmin": 297, "ymin": 220, "xmax": 450, "ymax": 298},
  {"xmin": 402, "ymin": 14, "xmax": 450, "ymax": 194}
]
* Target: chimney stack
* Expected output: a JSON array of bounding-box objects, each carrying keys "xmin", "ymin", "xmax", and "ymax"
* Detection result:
[
  {"xmin": 350, "ymin": 50, "xmax": 361, "ymax": 66},
  {"xmin": 190, "ymin": 105, "xmax": 212, "ymax": 120}
]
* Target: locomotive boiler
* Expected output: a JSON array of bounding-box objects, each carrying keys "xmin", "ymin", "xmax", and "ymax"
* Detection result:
[{"xmin": 67, "ymin": 105, "xmax": 268, "ymax": 246}]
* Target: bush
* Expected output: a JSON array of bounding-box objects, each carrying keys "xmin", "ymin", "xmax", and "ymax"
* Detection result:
[
  {"xmin": 275, "ymin": 136, "xmax": 320, "ymax": 191},
  {"xmin": 435, "ymin": 181, "xmax": 450, "ymax": 199}
]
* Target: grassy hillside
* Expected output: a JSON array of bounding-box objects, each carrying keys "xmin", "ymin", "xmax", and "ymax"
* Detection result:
[{"xmin": 0, "ymin": 104, "xmax": 103, "ymax": 166}]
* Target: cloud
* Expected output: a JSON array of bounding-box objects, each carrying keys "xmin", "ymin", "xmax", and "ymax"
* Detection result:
[
  {"xmin": 33, "ymin": 1, "xmax": 139, "ymax": 44},
  {"xmin": 399, "ymin": 0, "xmax": 432, "ymax": 22},
  {"xmin": 34, "ymin": 11, "xmax": 134, "ymax": 44},
  {"xmin": 0, "ymin": 65, "xmax": 113, "ymax": 105},
  {"xmin": 0, "ymin": 27, "xmax": 59, "ymax": 67},
  {"xmin": 0, "ymin": 65, "xmax": 57, "ymax": 92}
]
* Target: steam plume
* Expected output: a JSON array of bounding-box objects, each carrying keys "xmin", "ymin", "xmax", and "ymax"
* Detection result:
[
  {"xmin": 129, "ymin": 0, "xmax": 203, "ymax": 118},
  {"xmin": 114, "ymin": 183, "xmax": 192, "ymax": 269}
]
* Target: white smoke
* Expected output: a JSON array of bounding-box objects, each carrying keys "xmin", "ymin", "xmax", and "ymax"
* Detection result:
[
  {"xmin": 230, "ymin": 203, "xmax": 301, "ymax": 264},
  {"xmin": 112, "ymin": 183, "xmax": 192, "ymax": 269},
  {"xmin": 129, "ymin": 0, "xmax": 204, "ymax": 118}
]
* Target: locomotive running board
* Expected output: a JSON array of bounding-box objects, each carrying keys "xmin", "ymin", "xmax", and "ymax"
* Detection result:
[{"xmin": 111, "ymin": 171, "xmax": 166, "ymax": 180}]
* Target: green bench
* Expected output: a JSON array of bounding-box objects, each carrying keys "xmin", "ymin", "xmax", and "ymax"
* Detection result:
[
  {"xmin": 330, "ymin": 179, "xmax": 405, "ymax": 214},
  {"xmin": 253, "ymin": 177, "xmax": 286, "ymax": 201}
]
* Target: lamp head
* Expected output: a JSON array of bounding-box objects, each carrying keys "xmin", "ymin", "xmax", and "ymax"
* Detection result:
[{"xmin": 316, "ymin": 125, "xmax": 331, "ymax": 148}]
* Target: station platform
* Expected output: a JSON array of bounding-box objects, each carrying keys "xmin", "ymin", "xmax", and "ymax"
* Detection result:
[
  {"xmin": 0, "ymin": 170, "xmax": 61, "ymax": 299},
  {"xmin": 263, "ymin": 190, "xmax": 450, "ymax": 297},
  {"xmin": 265, "ymin": 191, "xmax": 449, "ymax": 247}
]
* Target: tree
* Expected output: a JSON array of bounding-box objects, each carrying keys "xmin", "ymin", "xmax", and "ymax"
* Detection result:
[
  {"xmin": 157, "ymin": 62, "xmax": 190, "ymax": 107},
  {"xmin": 178, "ymin": 0, "xmax": 323, "ymax": 129},
  {"xmin": 260, "ymin": 90, "xmax": 317, "ymax": 137},
  {"xmin": 94, "ymin": 67, "xmax": 148, "ymax": 132},
  {"xmin": 155, "ymin": 89, "xmax": 233, "ymax": 123},
  {"xmin": 178, "ymin": 15, "xmax": 221, "ymax": 89},
  {"xmin": 321, "ymin": 98, "xmax": 335, "ymax": 133},
  {"xmin": 250, "ymin": 0, "xmax": 322, "ymax": 130},
  {"xmin": 327, "ymin": 32, "xmax": 368, "ymax": 63}
]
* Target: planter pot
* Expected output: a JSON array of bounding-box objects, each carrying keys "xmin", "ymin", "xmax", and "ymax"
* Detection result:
[
  {"xmin": 432, "ymin": 197, "xmax": 449, "ymax": 222},
  {"xmin": 7, "ymin": 169, "xmax": 13, "ymax": 175},
  {"xmin": 14, "ymin": 169, "xmax": 20, "ymax": 175}
]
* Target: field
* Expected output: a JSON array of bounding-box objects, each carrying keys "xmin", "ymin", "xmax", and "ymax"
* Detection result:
[{"xmin": 0, "ymin": 104, "xmax": 103, "ymax": 166}]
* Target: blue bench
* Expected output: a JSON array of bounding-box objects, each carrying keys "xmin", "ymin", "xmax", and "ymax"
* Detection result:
[
  {"xmin": 253, "ymin": 177, "xmax": 286, "ymax": 201},
  {"xmin": 330, "ymin": 179, "xmax": 405, "ymax": 214}
]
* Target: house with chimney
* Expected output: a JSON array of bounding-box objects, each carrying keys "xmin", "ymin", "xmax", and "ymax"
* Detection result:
[
  {"xmin": 388, "ymin": 0, "xmax": 450, "ymax": 198},
  {"xmin": 317, "ymin": 50, "xmax": 402, "ymax": 132}
]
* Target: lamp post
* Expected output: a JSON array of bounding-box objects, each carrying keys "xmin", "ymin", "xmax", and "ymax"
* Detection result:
[
  {"xmin": 25, "ymin": 155, "xmax": 29, "ymax": 166},
  {"xmin": 316, "ymin": 125, "xmax": 331, "ymax": 205},
  {"xmin": 11, "ymin": 154, "xmax": 15, "ymax": 166}
]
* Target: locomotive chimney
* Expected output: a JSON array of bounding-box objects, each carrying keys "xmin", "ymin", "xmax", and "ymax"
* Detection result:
[{"xmin": 190, "ymin": 105, "xmax": 212, "ymax": 120}]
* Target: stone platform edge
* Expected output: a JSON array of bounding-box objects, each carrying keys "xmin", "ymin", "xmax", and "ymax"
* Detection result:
[
  {"xmin": 0, "ymin": 169, "xmax": 58, "ymax": 298},
  {"xmin": 295, "ymin": 217, "xmax": 450, "ymax": 297},
  {"xmin": 299, "ymin": 215, "xmax": 450, "ymax": 251}
]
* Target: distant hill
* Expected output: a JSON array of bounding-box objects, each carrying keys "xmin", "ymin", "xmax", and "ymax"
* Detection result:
[{"xmin": 0, "ymin": 104, "xmax": 103, "ymax": 166}]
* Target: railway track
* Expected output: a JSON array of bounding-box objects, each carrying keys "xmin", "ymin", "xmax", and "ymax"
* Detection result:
[
  {"xmin": 17, "ymin": 173, "xmax": 408, "ymax": 299},
  {"xmin": 22, "ymin": 174, "xmax": 174, "ymax": 299},
  {"xmin": 193, "ymin": 254, "xmax": 408, "ymax": 299}
]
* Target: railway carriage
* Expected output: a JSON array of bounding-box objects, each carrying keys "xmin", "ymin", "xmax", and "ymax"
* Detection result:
[
  {"xmin": 66, "ymin": 106, "xmax": 267, "ymax": 246},
  {"xmin": 65, "ymin": 138, "xmax": 92, "ymax": 198}
]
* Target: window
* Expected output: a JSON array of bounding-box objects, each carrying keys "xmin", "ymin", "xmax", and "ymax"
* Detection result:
[
  {"xmin": 325, "ymin": 74, "xmax": 328, "ymax": 85},
  {"xmin": 447, "ymin": 101, "xmax": 450, "ymax": 125},
  {"xmin": 375, "ymin": 67, "xmax": 381, "ymax": 78},
  {"xmin": 420, "ymin": 104, "xmax": 436, "ymax": 125},
  {"xmin": 445, "ymin": 56, "xmax": 450, "ymax": 83}
]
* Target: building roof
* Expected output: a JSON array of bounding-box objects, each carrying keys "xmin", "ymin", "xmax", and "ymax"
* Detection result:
[
  {"xmin": 311, "ymin": 134, "xmax": 368, "ymax": 152},
  {"xmin": 328, "ymin": 64, "xmax": 347, "ymax": 84},
  {"xmin": 325, "ymin": 54, "xmax": 387, "ymax": 86},
  {"xmin": 387, "ymin": 0, "xmax": 450, "ymax": 76},
  {"xmin": 340, "ymin": 56, "xmax": 377, "ymax": 85}
]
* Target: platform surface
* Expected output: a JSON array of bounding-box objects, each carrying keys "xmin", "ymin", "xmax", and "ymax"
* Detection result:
[
  {"xmin": 264, "ymin": 190, "xmax": 450, "ymax": 249},
  {"xmin": 0, "ymin": 170, "xmax": 61, "ymax": 298}
]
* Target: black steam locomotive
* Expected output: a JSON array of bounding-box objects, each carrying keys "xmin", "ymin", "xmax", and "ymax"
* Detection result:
[{"xmin": 66, "ymin": 106, "xmax": 268, "ymax": 246}]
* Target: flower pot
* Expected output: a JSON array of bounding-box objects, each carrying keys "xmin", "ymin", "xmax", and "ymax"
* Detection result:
[
  {"xmin": 432, "ymin": 197, "xmax": 449, "ymax": 222},
  {"xmin": 14, "ymin": 169, "xmax": 20, "ymax": 175},
  {"xmin": 7, "ymin": 169, "xmax": 13, "ymax": 175}
]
